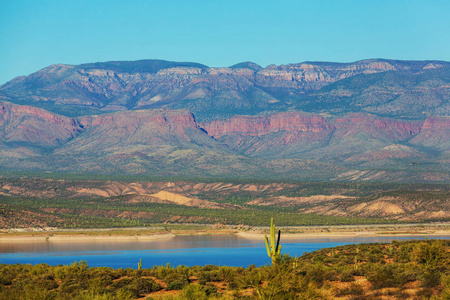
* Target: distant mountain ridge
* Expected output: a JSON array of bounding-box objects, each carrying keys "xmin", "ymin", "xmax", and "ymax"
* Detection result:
[
  {"xmin": 0, "ymin": 59, "xmax": 449, "ymax": 182},
  {"xmin": 1, "ymin": 58, "xmax": 449, "ymax": 120}
]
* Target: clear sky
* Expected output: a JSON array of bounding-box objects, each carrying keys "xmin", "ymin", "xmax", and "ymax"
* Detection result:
[{"xmin": 1, "ymin": 0, "xmax": 450, "ymax": 84}]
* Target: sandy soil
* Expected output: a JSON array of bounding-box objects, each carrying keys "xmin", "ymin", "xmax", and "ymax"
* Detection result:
[
  {"xmin": 2, "ymin": 225, "xmax": 450, "ymax": 243},
  {"xmin": 236, "ymin": 229, "xmax": 450, "ymax": 241},
  {"xmin": 0, "ymin": 233, "xmax": 175, "ymax": 243}
]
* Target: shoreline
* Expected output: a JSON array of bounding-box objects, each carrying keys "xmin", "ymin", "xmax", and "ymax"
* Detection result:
[
  {"xmin": 237, "ymin": 230, "xmax": 450, "ymax": 241},
  {"xmin": 2, "ymin": 224, "xmax": 450, "ymax": 243},
  {"xmin": 0, "ymin": 233, "xmax": 176, "ymax": 243}
]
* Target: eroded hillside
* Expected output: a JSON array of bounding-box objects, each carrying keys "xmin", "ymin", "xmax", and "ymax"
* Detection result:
[
  {"xmin": 0, "ymin": 101, "xmax": 449, "ymax": 182},
  {"xmin": 0, "ymin": 178, "xmax": 448, "ymax": 229}
]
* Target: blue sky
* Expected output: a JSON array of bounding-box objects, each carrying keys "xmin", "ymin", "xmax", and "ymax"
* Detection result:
[{"xmin": 1, "ymin": 0, "xmax": 449, "ymax": 84}]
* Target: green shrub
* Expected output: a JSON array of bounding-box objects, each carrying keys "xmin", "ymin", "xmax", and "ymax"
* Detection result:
[
  {"xmin": 337, "ymin": 282, "xmax": 364, "ymax": 296},
  {"xmin": 183, "ymin": 284, "xmax": 208, "ymax": 300},
  {"xmin": 115, "ymin": 287, "xmax": 135, "ymax": 300},
  {"xmin": 237, "ymin": 269, "xmax": 261, "ymax": 289},
  {"xmin": 130, "ymin": 278, "xmax": 162, "ymax": 297},
  {"xmin": 367, "ymin": 264, "xmax": 415, "ymax": 289},
  {"xmin": 0, "ymin": 277, "xmax": 12, "ymax": 286},
  {"xmin": 323, "ymin": 270, "xmax": 339, "ymax": 281},
  {"xmin": 198, "ymin": 270, "xmax": 221, "ymax": 283},
  {"xmin": 204, "ymin": 283, "xmax": 218, "ymax": 296},
  {"xmin": 164, "ymin": 272, "xmax": 189, "ymax": 290},
  {"xmin": 227, "ymin": 280, "xmax": 238, "ymax": 290},
  {"xmin": 166, "ymin": 280, "xmax": 187, "ymax": 291},
  {"xmin": 33, "ymin": 277, "xmax": 59, "ymax": 291},
  {"xmin": 305, "ymin": 264, "xmax": 326, "ymax": 285},
  {"xmin": 340, "ymin": 271, "xmax": 355, "ymax": 282},
  {"xmin": 410, "ymin": 240, "xmax": 445, "ymax": 267},
  {"xmin": 109, "ymin": 278, "xmax": 133, "ymax": 290},
  {"xmin": 420, "ymin": 268, "xmax": 441, "ymax": 288},
  {"xmin": 60, "ymin": 282, "xmax": 83, "ymax": 295}
]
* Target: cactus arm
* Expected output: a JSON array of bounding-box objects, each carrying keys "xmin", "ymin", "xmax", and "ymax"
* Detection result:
[
  {"xmin": 264, "ymin": 235, "xmax": 272, "ymax": 257},
  {"xmin": 270, "ymin": 218, "xmax": 275, "ymax": 253},
  {"xmin": 275, "ymin": 229, "xmax": 281, "ymax": 254}
]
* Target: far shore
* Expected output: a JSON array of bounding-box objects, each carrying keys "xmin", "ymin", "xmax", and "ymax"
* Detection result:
[
  {"xmin": 1, "ymin": 223, "xmax": 450, "ymax": 243},
  {"xmin": 237, "ymin": 229, "xmax": 450, "ymax": 241}
]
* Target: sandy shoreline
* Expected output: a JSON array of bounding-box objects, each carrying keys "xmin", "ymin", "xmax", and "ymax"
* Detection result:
[
  {"xmin": 236, "ymin": 230, "xmax": 450, "ymax": 240},
  {"xmin": 2, "ymin": 226, "xmax": 450, "ymax": 243},
  {"xmin": 0, "ymin": 233, "xmax": 176, "ymax": 243}
]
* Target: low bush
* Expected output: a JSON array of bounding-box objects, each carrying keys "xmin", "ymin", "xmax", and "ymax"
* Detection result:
[
  {"xmin": 0, "ymin": 240, "xmax": 449, "ymax": 299},
  {"xmin": 337, "ymin": 282, "xmax": 364, "ymax": 296}
]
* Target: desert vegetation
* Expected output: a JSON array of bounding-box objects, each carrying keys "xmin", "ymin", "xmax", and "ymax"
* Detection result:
[
  {"xmin": 0, "ymin": 239, "xmax": 449, "ymax": 299},
  {"xmin": 0, "ymin": 177, "xmax": 449, "ymax": 229}
]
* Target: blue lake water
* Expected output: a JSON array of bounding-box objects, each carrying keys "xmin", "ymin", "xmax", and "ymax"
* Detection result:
[{"xmin": 0, "ymin": 235, "xmax": 447, "ymax": 269}]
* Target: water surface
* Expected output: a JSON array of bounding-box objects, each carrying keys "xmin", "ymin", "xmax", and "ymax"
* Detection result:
[{"xmin": 0, "ymin": 235, "xmax": 447, "ymax": 268}]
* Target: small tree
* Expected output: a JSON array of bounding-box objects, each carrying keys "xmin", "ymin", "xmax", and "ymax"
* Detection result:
[{"xmin": 410, "ymin": 240, "xmax": 444, "ymax": 268}]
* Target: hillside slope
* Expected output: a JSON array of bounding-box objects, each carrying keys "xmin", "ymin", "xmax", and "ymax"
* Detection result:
[{"xmin": 0, "ymin": 100, "xmax": 448, "ymax": 182}]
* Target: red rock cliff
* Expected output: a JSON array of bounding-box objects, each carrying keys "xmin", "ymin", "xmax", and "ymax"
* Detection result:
[
  {"xmin": 73, "ymin": 109, "xmax": 200, "ymax": 150},
  {"xmin": 201, "ymin": 112, "xmax": 335, "ymax": 138},
  {"xmin": 333, "ymin": 114, "xmax": 423, "ymax": 141},
  {"xmin": 0, "ymin": 100, "xmax": 82, "ymax": 147},
  {"xmin": 410, "ymin": 117, "xmax": 450, "ymax": 148}
]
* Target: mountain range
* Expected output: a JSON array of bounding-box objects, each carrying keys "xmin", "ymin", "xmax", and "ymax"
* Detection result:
[{"xmin": 0, "ymin": 59, "xmax": 449, "ymax": 182}]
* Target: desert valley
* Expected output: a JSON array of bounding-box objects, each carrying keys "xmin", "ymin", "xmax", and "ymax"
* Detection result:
[{"xmin": 0, "ymin": 58, "xmax": 450, "ymax": 299}]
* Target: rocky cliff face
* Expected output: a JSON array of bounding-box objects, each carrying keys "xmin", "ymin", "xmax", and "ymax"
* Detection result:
[
  {"xmin": 79, "ymin": 109, "xmax": 197, "ymax": 131},
  {"xmin": 198, "ymin": 112, "xmax": 432, "ymax": 160},
  {"xmin": 410, "ymin": 117, "xmax": 450, "ymax": 150},
  {"xmin": 332, "ymin": 114, "xmax": 422, "ymax": 141},
  {"xmin": 0, "ymin": 100, "xmax": 82, "ymax": 149},
  {"xmin": 255, "ymin": 60, "xmax": 398, "ymax": 87},
  {"xmin": 201, "ymin": 112, "xmax": 424, "ymax": 144},
  {"xmin": 202, "ymin": 112, "xmax": 424, "ymax": 143},
  {"xmin": 60, "ymin": 109, "xmax": 202, "ymax": 154},
  {"xmin": 199, "ymin": 112, "xmax": 336, "ymax": 156},
  {"xmin": 201, "ymin": 112, "xmax": 334, "ymax": 138}
]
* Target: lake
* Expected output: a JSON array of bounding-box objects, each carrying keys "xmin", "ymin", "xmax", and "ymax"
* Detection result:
[{"xmin": 0, "ymin": 235, "xmax": 447, "ymax": 269}]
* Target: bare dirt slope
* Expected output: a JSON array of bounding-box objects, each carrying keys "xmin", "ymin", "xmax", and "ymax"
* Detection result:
[{"xmin": 0, "ymin": 178, "xmax": 448, "ymax": 223}]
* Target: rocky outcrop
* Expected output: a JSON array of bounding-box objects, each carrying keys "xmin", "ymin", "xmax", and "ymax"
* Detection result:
[
  {"xmin": 0, "ymin": 100, "xmax": 82, "ymax": 148},
  {"xmin": 410, "ymin": 117, "xmax": 450, "ymax": 149},
  {"xmin": 79, "ymin": 109, "xmax": 197, "ymax": 130},
  {"xmin": 333, "ymin": 114, "xmax": 422, "ymax": 141},
  {"xmin": 201, "ymin": 112, "xmax": 424, "ymax": 143},
  {"xmin": 63, "ymin": 109, "xmax": 202, "ymax": 153},
  {"xmin": 201, "ymin": 112, "xmax": 334, "ymax": 138},
  {"xmin": 199, "ymin": 112, "xmax": 431, "ymax": 159},
  {"xmin": 420, "ymin": 117, "xmax": 450, "ymax": 130},
  {"xmin": 255, "ymin": 60, "xmax": 398, "ymax": 87}
]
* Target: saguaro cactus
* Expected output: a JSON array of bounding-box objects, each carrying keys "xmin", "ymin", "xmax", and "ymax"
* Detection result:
[{"xmin": 265, "ymin": 218, "xmax": 281, "ymax": 265}]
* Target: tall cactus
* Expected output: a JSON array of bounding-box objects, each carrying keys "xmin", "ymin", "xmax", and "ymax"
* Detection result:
[{"xmin": 265, "ymin": 218, "xmax": 281, "ymax": 265}]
